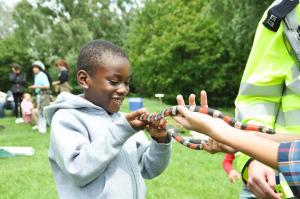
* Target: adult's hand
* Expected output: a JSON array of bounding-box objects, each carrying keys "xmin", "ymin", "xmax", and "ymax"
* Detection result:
[
  {"xmin": 247, "ymin": 160, "xmax": 280, "ymax": 199},
  {"xmin": 203, "ymin": 138, "xmax": 237, "ymax": 154},
  {"xmin": 175, "ymin": 91, "xmax": 210, "ymax": 131},
  {"xmin": 176, "ymin": 90, "xmax": 208, "ymax": 107}
]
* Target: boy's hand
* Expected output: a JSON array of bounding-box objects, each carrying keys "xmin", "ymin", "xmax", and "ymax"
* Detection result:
[
  {"xmin": 125, "ymin": 108, "xmax": 148, "ymax": 130},
  {"xmin": 146, "ymin": 118, "xmax": 168, "ymax": 143}
]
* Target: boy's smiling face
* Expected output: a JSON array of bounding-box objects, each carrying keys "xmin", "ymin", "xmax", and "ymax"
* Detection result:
[{"xmin": 80, "ymin": 56, "xmax": 131, "ymax": 113}]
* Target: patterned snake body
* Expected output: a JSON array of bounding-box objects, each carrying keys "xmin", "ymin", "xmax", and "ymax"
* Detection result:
[{"xmin": 139, "ymin": 105, "xmax": 276, "ymax": 150}]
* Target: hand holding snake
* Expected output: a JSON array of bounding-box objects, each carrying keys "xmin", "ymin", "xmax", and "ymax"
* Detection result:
[{"xmin": 138, "ymin": 91, "xmax": 276, "ymax": 150}]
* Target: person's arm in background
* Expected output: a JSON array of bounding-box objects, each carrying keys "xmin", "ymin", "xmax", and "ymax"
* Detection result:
[
  {"xmin": 223, "ymin": 153, "xmax": 234, "ymax": 174},
  {"xmin": 223, "ymin": 153, "xmax": 240, "ymax": 183},
  {"xmin": 53, "ymin": 70, "xmax": 68, "ymax": 86}
]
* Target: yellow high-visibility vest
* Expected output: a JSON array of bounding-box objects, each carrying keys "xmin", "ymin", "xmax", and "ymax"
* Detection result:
[{"xmin": 235, "ymin": 3, "xmax": 300, "ymax": 182}]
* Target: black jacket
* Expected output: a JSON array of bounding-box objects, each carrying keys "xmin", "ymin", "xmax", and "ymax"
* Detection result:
[{"xmin": 9, "ymin": 73, "xmax": 26, "ymax": 93}]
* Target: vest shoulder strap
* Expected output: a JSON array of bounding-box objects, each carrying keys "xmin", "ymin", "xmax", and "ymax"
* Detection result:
[{"xmin": 263, "ymin": 0, "xmax": 299, "ymax": 32}]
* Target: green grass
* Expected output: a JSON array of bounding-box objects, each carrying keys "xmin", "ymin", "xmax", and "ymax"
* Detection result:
[{"xmin": 0, "ymin": 98, "xmax": 241, "ymax": 199}]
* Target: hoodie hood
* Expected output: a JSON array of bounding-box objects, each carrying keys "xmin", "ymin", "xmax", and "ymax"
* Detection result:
[{"xmin": 44, "ymin": 92, "xmax": 106, "ymax": 125}]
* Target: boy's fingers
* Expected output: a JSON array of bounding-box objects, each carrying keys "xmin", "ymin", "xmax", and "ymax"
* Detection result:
[
  {"xmin": 126, "ymin": 108, "xmax": 146, "ymax": 120},
  {"xmin": 200, "ymin": 90, "xmax": 208, "ymax": 108},
  {"xmin": 176, "ymin": 95, "xmax": 185, "ymax": 105},
  {"xmin": 188, "ymin": 93, "xmax": 196, "ymax": 106},
  {"xmin": 159, "ymin": 119, "xmax": 167, "ymax": 128}
]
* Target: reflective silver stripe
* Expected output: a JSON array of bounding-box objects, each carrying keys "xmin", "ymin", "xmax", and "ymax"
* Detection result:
[
  {"xmin": 286, "ymin": 78, "xmax": 300, "ymax": 94},
  {"xmin": 284, "ymin": 8, "xmax": 300, "ymax": 61},
  {"xmin": 235, "ymin": 103, "xmax": 279, "ymax": 121},
  {"xmin": 276, "ymin": 109, "xmax": 300, "ymax": 126},
  {"xmin": 286, "ymin": 65, "xmax": 300, "ymax": 94},
  {"xmin": 285, "ymin": 8, "xmax": 298, "ymax": 29},
  {"xmin": 291, "ymin": 64, "xmax": 300, "ymax": 80},
  {"xmin": 284, "ymin": 87, "xmax": 300, "ymax": 95},
  {"xmin": 238, "ymin": 83, "xmax": 283, "ymax": 97},
  {"xmin": 282, "ymin": 65, "xmax": 300, "ymax": 95}
]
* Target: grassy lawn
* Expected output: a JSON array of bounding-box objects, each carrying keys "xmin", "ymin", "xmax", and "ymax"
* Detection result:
[{"xmin": 0, "ymin": 98, "xmax": 241, "ymax": 199}]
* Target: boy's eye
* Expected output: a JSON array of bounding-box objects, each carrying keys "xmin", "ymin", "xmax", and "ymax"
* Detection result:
[{"xmin": 108, "ymin": 80, "xmax": 119, "ymax": 86}]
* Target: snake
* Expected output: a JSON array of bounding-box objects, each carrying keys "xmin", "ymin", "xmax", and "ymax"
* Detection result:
[{"xmin": 138, "ymin": 105, "xmax": 276, "ymax": 150}]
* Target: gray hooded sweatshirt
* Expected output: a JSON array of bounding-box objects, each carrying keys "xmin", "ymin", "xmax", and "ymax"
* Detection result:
[{"xmin": 44, "ymin": 92, "xmax": 171, "ymax": 199}]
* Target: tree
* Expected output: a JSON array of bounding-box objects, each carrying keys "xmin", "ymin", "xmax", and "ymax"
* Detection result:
[
  {"xmin": 0, "ymin": 0, "xmax": 134, "ymax": 92},
  {"xmin": 126, "ymin": 0, "xmax": 273, "ymax": 106}
]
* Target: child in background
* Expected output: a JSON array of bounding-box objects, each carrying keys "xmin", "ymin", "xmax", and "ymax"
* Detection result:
[
  {"xmin": 52, "ymin": 59, "xmax": 72, "ymax": 93},
  {"xmin": 44, "ymin": 40, "xmax": 171, "ymax": 199},
  {"xmin": 222, "ymin": 153, "xmax": 240, "ymax": 183},
  {"xmin": 21, "ymin": 93, "xmax": 33, "ymax": 123}
]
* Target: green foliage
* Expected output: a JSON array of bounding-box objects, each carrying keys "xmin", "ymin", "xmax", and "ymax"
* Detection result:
[
  {"xmin": 0, "ymin": 35, "xmax": 34, "ymax": 91},
  {"xmin": 0, "ymin": 0, "xmax": 133, "ymax": 92},
  {"xmin": 126, "ymin": 0, "xmax": 272, "ymax": 106}
]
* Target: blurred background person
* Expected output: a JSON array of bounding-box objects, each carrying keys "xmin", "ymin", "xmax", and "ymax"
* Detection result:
[
  {"xmin": 9, "ymin": 63, "xmax": 26, "ymax": 123},
  {"xmin": 29, "ymin": 61, "xmax": 50, "ymax": 133},
  {"xmin": 0, "ymin": 91, "xmax": 6, "ymax": 118},
  {"xmin": 52, "ymin": 59, "xmax": 72, "ymax": 94},
  {"xmin": 223, "ymin": 153, "xmax": 240, "ymax": 183},
  {"xmin": 21, "ymin": 93, "xmax": 33, "ymax": 124}
]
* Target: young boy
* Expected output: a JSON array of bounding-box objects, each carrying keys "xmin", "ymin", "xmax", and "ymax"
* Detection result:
[
  {"xmin": 174, "ymin": 94, "xmax": 300, "ymax": 198},
  {"xmin": 44, "ymin": 40, "xmax": 171, "ymax": 199}
]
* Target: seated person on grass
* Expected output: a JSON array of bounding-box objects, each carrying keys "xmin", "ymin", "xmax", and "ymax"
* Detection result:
[{"xmin": 44, "ymin": 40, "xmax": 171, "ymax": 199}]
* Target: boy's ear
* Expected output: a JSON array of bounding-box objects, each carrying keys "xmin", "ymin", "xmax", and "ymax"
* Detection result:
[{"xmin": 77, "ymin": 70, "xmax": 90, "ymax": 89}]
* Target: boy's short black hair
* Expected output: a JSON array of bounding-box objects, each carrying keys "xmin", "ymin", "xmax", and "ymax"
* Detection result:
[{"xmin": 77, "ymin": 40, "xmax": 128, "ymax": 75}]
